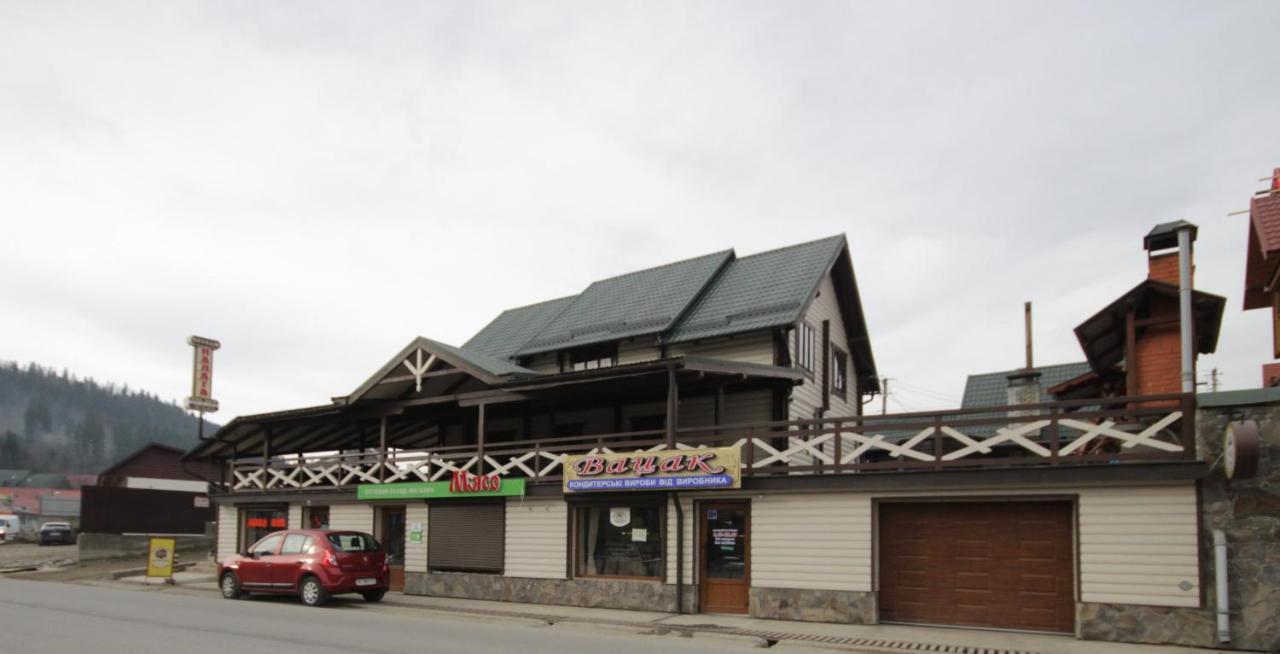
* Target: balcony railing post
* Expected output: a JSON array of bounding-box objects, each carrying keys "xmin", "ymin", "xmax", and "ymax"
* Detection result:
[
  {"xmin": 833, "ymin": 418, "xmax": 843, "ymax": 474},
  {"xmin": 932, "ymin": 416, "xmax": 944, "ymax": 470},
  {"xmin": 1048, "ymin": 406, "xmax": 1060, "ymax": 464},
  {"xmin": 1180, "ymin": 392, "xmax": 1197, "ymax": 457}
]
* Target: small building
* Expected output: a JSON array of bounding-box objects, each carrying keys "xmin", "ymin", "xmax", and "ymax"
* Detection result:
[
  {"xmin": 1242, "ymin": 167, "xmax": 1280, "ymax": 383},
  {"xmin": 189, "ymin": 234, "xmax": 1219, "ymax": 643},
  {"xmin": 79, "ymin": 443, "xmax": 218, "ymax": 543}
]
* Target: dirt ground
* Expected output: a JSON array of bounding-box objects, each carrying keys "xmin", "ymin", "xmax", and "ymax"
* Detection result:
[{"xmin": 0, "ymin": 542, "xmax": 78, "ymax": 571}]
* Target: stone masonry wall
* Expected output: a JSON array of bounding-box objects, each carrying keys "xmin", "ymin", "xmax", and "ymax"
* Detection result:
[
  {"xmin": 404, "ymin": 571, "xmax": 698, "ymax": 613},
  {"xmin": 750, "ymin": 587, "xmax": 875, "ymax": 624}
]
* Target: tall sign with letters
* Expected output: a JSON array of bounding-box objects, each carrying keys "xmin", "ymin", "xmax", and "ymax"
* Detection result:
[{"xmin": 185, "ymin": 335, "xmax": 220, "ymax": 414}]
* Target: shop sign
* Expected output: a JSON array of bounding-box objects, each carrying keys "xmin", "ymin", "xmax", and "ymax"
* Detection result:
[
  {"xmin": 409, "ymin": 522, "xmax": 424, "ymax": 543},
  {"xmin": 185, "ymin": 335, "xmax": 220, "ymax": 413},
  {"xmin": 356, "ymin": 472, "xmax": 526, "ymax": 500},
  {"xmin": 562, "ymin": 446, "xmax": 741, "ymax": 493},
  {"xmin": 146, "ymin": 537, "xmax": 176, "ymax": 578}
]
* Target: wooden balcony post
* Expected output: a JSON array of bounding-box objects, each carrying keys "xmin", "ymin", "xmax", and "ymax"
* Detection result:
[
  {"xmin": 833, "ymin": 418, "xmax": 843, "ymax": 474},
  {"xmin": 378, "ymin": 416, "xmax": 387, "ymax": 482},
  {"xmin": 477, "ymin": 403, "xmax": 487, "ymax": 474},
  {"xmin": 932, "ymin": 416, "xmax": 944, "ymax": 470},
  {"xmin": 261, "ymin": 430, "xmax": 271, "ymax": 490},
  {"xmin": 666, "ymin": 365, "xmax": 679, "ymax": 448},
  {"xmin": 1048, "ymin": 406, "xmax": 1060, "ymax": 464},
  {"xmin": 1180, "ymin": 393, "xmax": 1196, "ymax": 457}
]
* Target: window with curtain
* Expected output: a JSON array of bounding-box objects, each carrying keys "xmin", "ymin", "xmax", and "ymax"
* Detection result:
[
  {"xmin": 831, "ymin": 346, "xmax": 848, "ymax": 399},
  {"xmin": 796, "ymin": 322, "xmax": 817, "ymax": 373},
  {"xmin": 575, "ymin": 503, "xmax": 663, "ymax": 579}
]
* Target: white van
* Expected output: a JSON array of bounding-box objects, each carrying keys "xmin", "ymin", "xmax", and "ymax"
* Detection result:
[{"xmin": 0, "ymin": 515, "xmax": 19, "ymax": 542}]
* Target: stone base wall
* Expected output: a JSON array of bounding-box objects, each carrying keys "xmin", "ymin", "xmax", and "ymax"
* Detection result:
[
  {"xmin": 1077, "ymin": 603, "xmax": 1216, "ymax": 648},
  {"xmin": 750, "ymin": 587, "xmax": 875, "ymax": 624},
  {"xmin": 405, "ymin": 571, "xmax": 697, "ymax": 613}
]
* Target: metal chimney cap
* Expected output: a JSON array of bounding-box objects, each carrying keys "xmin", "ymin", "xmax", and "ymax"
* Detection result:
[{"xmin": 1144, "ymin": 220, "xmax": 1198, "ymax": 252}]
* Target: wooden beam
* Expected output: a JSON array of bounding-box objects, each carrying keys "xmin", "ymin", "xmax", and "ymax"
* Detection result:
[
  {"xmin": 822, "ymin": 319, "xmax": 831, "ymax": 411},
  {"xmin": 476, "ymin": 403, "xmax": 487, "ymax": 475},
  {"xmin": 666, "ymin": 365, "xmax": 679, "ymax": 447},
  {"xmin": 375, "ymin": 367, "xmax": 465, "ymax": 386}
]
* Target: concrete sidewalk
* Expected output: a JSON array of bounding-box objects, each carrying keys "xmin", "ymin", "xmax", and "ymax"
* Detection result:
[{"xmin": 374, "ymin": 593, "xmax": 1233, "ymax": 654}]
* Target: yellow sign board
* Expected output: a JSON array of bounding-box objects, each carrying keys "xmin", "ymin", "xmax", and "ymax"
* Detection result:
[
  {"xmin": 146, "ymin": 537, "xmax": 176, "ymax": 578},
  {"xmin": 562, "ymin": 446, "xmax": 742, "ymax": 492}
]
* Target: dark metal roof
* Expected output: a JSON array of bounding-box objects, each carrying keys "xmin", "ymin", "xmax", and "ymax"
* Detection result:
[
  {"xmin": 961, "ymin": 362, "xmax": 1093, "ymax": 409},
  {"xmin": 1143, "ymin": 220, "xmax": 1197, "ymax": 252},
  {"xmin": 515, "ymin": 250, "xmax": 734, "ymax": 356},
  {"xmin": 667, "ymin": 236, "xmax": 843, "ymax": 344},
  {"xmin": 462, "ymin": 296, "xmax": 575, "ymax": 360},
  {"xmin": 1074, "ymin": 280, "xmax": 1226, "ymax": 372}
]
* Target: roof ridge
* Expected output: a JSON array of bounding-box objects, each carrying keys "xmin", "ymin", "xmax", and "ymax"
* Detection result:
[
  {"xmin": 734, "ymin": 234, "xmax": 845, "ymax": 261},
  {"xmin": 588, "ymin": 248, "xmax": 734, "ymax": 285},
  {"xmin": 495, "ymin": 294, "xmax": 577, "ymax": 314},
  {"xmin": 967, "ymin": 361, "xmax": 1091, "ymax": 377}
]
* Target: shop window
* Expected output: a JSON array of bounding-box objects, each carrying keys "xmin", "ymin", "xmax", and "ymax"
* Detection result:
[
  {"xmin": 240, "ymin": 507, "xmax": 287, "ymax": 552},
  {"xmin": 796, "ymin": 322, "xmax": 817, "ymax": 374},
  {"xmin": 575, "ymin": 503, "xmax": 663, "ymax": 579},
  {"xmin": 303, "ymin": 506, "xmax": 329, "ymax": 530},
  {"xmin": 428, "ymin": 501, "xmax": 505, "ymax": 573},
  {"xmin": 831, "ymin": 346, "xmax": 848, "ymax": 399}
]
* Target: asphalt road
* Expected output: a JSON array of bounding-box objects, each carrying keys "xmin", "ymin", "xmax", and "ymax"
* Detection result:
[{"xmin": 0, "ymin": 578, "xmax": 757, "ymax": 654}]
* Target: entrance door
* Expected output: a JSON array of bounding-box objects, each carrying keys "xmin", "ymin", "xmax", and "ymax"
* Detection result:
[
  {"xmin": 699, "ymin": 501, "xmax": 750, "ymax": 614},
  {"xmin": 879, "ymin": 500, "xmax": 1075, "ymax": 633},
  {"xmin": 377, "ymin": 506, "xmax": 407, "ymax": 592}
]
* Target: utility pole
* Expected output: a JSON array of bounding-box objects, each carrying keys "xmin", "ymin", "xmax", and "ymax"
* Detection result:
[
  {"xmin": 1210, "ymin": 368, "xmax": 1220, "ymax": 392},
  {"xmin": 1024, "ymin": 301, "xmax": 1034, "ymax": 370},
  {"xmin": 880, "ymin": 378, "xmax": 890, "ymax": 415}
]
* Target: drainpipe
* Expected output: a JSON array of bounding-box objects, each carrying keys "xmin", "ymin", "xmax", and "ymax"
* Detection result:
[
  {"xmin": 673, "ymin": 491, "xmax": 684, "ymax": 614},
  {"xmin": 1214, "ymin": 529, "xmax": 1230, "ymax": 643},
  {"xmin": 1177, "ymin": 225, "xmax": 1195, "ymax": 394}
]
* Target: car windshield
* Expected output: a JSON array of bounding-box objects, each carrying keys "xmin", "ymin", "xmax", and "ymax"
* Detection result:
[{"xmin": 327, "ymin": 532, "xmax": 380, "ymax": 552}]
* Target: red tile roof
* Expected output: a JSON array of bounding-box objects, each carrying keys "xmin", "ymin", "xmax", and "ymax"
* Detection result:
[{"xmin": 1244, "ymin": 184, "xmax": 1280, "ymax": 310}]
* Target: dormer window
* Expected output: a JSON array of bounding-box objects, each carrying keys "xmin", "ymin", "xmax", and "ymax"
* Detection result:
[{"xmin": 566, "ymin": 343, "xmax": 618, "ymax": 372}]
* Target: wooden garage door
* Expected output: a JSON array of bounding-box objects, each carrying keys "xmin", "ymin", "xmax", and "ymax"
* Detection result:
[{"xmin": 879, "ymin": 501, "xmax": 1075, "ymax": 633}]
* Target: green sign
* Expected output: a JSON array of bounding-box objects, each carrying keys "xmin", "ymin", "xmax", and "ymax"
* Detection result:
[{"xmin": 356, "ymin": 478, "xmax": 526, "ymax": 501}]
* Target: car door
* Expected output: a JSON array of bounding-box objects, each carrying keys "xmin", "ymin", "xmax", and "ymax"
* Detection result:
[
  {"xmin": 239, "ymin": 532, "xmax": 285, "ymax": 590},
  {"xmin": 273, "ymin": 533, "xmax": 311, "ymax": 589}
]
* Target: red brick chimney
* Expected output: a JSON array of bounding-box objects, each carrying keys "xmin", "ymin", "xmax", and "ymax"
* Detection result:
[{"xmin": 1133, "ymin": 222, "xmax": 1198, "ymax": 398}]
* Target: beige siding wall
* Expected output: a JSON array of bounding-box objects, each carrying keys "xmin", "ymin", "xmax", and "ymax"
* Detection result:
[
  {"xmin": 617, "ymin": 340, "xmax": 661, "ymax": 365},
  {"xmin": 505, "ymin": 498, "xmax": 567, "ymax": 579},
  {"xmin": 752, "ymin": 493, "xmax": 872, "ymax": 591},
  {"xmin": 668, "ymin": 331, "xmax": 775, "ymax": 366},
  {"xmin": 287, "ymin": 504, "xmax": 302, "ymax": 530},
  {"xmin": 405, "ymin": 504, "xmax": 428, "ymax": 573},
  {"xmin": 328, "ymin": 503, "xmax": 374, "ymax": 533},
  {"xmin": 216, "ymin": 505, "xmax": 238, "ymax": 563},
  {"xmin": 790, "ymin": 274, "xmax": 857, "ymax": 421},
  {"xmin": 723, "ymin": 389, "xmax": 773, "ymax": 424},
  {"xmin": 665, "ymin": 495, "xmax": 695, "ymax": 584},
  {"xmin": 736, "ymin": 483, "xmax": 1199, "ymax": 608},
  {"xmin": 526, "ymin": 353, "xmax": 559, "ymax": 374},
  {"xmin": 1078, "ymin": 484, "xmax": 1200, "ymax": 607}
]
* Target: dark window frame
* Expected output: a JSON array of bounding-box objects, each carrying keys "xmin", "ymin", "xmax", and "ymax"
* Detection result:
[
  {"xmin": 565, "ymin": 343, "xmax": 619, "ymax": 372},
  {"xmin": 570, "ymin": 498, "xmax": 667, "ymax": 581},
  {"xmin": 831, "ymin": 345, "xmax": 849, "ymax": 399},
  {"xmin": 795, "ymin": 322, "xmax": 817, "ymax": 375}
]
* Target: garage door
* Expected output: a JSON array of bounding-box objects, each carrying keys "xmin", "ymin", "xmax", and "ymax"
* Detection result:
[{"xmin": 878, "ymin": 500, "xmax": 1075, "ymax": 633}]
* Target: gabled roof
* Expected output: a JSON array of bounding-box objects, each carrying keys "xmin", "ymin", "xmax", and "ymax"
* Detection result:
[
  {"xmin": 961, "ymin": 362, "xmax": 1092, "ymax": 409},
  {"xmin": 1075, "ymin": 279, "xmax": 1225, "ymax": 372},
  {"xmin": 345, "ymin": 336, "xmax": 537, "ymax": 405},
  {"xmin": 667, "ymin": 236, "xmax": 843, "ymax": 344},
  {"xmin": 515, "ymin": 250, "xmax": 734, "ymax": 356},
  {"xmin": 1244, "ymin": 191, "xmax": 1280, "ymax": 310},
  {"xmin": 97, "ymin": 443, "xmax": 185, "ymax": 478}
]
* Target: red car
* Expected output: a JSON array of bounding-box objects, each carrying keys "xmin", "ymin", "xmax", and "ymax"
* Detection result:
[{"xmin": 218, "ymin": 530, "xmax": 389, "ymax": 606}]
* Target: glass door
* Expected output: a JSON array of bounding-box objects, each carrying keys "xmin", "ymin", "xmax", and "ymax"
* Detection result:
[
  {"xmin": 699, "ymin": 501, "xmax": 750, "ymax": 614},
  {"xmin": 377, "ymin": 506, "xmax": 407, "ymax": 591}
]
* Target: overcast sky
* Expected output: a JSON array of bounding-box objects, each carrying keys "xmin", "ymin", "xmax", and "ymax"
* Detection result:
[{"xmin": 2, "ymin": 1, "xmax": 1279, "ymax": 419}]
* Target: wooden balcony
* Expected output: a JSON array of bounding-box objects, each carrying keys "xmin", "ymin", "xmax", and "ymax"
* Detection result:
[{"xmin": 226, "ymin": 393, "xmax": 1197, "ymax": 493}]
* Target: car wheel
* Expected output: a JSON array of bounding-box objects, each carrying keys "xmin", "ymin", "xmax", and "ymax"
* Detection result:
[
  {"xmin": 299, "ymin": 576, "xmax": 328, "ymax": 607},
  {"xmin": 361, "ymin": 590, "xmax": 387, "ymax": 603},
  {"xmin": 220, "ymin": 572, "xmax": 243, "ymax": 600}
]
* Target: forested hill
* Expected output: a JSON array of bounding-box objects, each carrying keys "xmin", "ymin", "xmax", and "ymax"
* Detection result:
[{"xmin": 0, "ymin": 361, "xmax": 219, "ymax": 473}]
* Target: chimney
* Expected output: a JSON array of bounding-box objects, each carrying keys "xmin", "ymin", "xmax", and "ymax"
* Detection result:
[{"xmin": 1139, "ymin": 221, "xmax": 1198, "ymax": 397}]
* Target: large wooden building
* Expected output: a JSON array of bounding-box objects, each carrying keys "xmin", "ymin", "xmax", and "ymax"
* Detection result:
[{"xmin": 188, "ymin": 234, "xmax": 1209, "ymax": 637}]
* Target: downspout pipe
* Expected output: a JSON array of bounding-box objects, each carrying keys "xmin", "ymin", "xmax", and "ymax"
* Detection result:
[
  {"xmin": 1214, "ymin": 529, "xmax": 1230, "ymax": 643},
  {"xmin": 1177, "ymin": 225, "xmax": 1195, "ymax": 394},
  {"xmin": 675, "ymin": 494, "xmax": 686, "ymax": 616}
]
